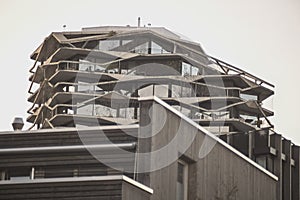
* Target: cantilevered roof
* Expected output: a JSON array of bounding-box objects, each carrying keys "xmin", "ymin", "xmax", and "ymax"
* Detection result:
[
  {"xmin": 82, "ymin": 26, "xmax": 182, "ymax": 41},
  {"xmin": 46, "ymin": 47, "xmax": 127, "ymax": 63}
]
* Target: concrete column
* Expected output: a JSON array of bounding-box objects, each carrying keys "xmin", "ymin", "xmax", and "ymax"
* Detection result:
[
  {"xmin": 271, "ymin": 133, "xmax": 282, "ymax": 200},
  {"xmin": 168, "ymin": 83, "xmax": 172, "ymax": 98},
  {"xmin": 133, "ymin": 84, "xmax": 138, "ymax": 119},
  {"xmin": 226, "ymin": 134, "xmax": 233, "ymax": 146},
  {"xmin": 292, "ymin": 145, "xmax": 300, "ymax": 200},
  {"xmin": 136, "ymin": 100, "xmax": 153, "ymax": 186},
  {"xmin": 248, "ymin": 131, "xmax": 253, "ymax": 159},
  {"xmin": 282, "ymin": 139, "xmax": 292, "ymax": 200},
  {"xmin": 116, "ymin": 107, "xmax": 120, "ymax": 118},
  {"xmin": 148, "ymin": 40, "xmax": 152, "ymax": 54}
]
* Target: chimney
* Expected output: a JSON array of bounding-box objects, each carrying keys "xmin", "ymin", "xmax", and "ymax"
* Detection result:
[
  {"xmin": 12, "ymin": 117, "xmax": 24, "ymax": 131},
  {"xmin": 138, "ymin": 17, "xmax": 141, "ymax": 27}
]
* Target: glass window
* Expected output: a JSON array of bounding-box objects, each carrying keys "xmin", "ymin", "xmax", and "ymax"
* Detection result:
[
  {"xmin": 99, "ymin": 40, "xmax": 120, "ymax": 51},
  {"xmin": 44, "ymin": 168, "xmax": 74, "ymax": 178},
  {"xmin": 0, "ymin": 171, "xmax": 6, "ymax": 180},
  {"xmin": 154, "ymin": 85, "xmax": 169, "ymax": 98},
  {"xmin": 138, "ymin": 85, "xmax": 154, "ymax": 97},
  {"xmin": 121, "ymin": 40, "xmax": 132, "ymax": 45},
  {"xmin": 256, "ymin": 156, "xmax": 267, "ymax": 169},
  {"xmin": 182, "ymin": 62, "xmax": 191, "ymax": 76},
  {"xmin": 151, "ymin": 42, "xmax": 170, "ymax": 54},
  {"xmin": 132, "ymin": 43, "xmax": 149, "ymax": 54},
  {"xmin": 10, "ymin": 176, "xmax": 30, "ymax": 181},
  {"xmin": 181, "ymin": 62, "xmax": 198, "ymax": 76},
  {"xmin": 240, "ymin": 93, "xmax": 258, "ymax": 101},
  {"xmin": 267, "ymin": 156, "xmax": 274, "ymax": 172},
  {"xmin": 8, "ymin": 168, "xmax": 33, "ymax": 181},
  {"xmin": 177, "ymin": 160, "xmax": 188, "ymax": 200}
]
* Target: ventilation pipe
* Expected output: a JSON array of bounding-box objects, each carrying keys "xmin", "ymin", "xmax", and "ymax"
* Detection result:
[
  {"xmin": 12, "ymin": 117, "xmax": 24, "ymax": 131},
  {"xmin": 138, "ymin": 17, "xmax": 141, "ymax": 27}
]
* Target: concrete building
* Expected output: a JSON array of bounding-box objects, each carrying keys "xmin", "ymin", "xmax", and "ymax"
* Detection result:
[{"xmin": 0, "ymin": 25, "xmax": 299, "ymax": 199}]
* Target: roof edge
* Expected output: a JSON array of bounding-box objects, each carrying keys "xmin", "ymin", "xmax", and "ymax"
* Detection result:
[{"xmin": 0, "ymin": 124, "xmax": 139, "ymax": 135}]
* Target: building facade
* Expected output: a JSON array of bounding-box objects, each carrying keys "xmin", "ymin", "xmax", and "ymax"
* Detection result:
[{"xmin": 0, "ymin": 26, "xmax": 299, "ymax": 199}]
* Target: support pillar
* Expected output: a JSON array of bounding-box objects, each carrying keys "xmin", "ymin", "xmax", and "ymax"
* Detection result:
[
  {"xmin": 271, "ymin": 133, "xmax": 283, "ymax": 200},
  {"xmin": 292, "ymin": 145, "xmax": 300, "ymax": 200},
  {"xmin": 136, "ymin": 100, "xmax": 153, "ymax": 186},
  {"xmin": 282, "ymin": 139, "xmax": 292, "ymax": 200},
  {"xmin": 248, "ymin": 131, "xmax": 253, "ymax": 159},
  {"xmin": 168, "ymin": 83, "xmax": 172, "ymax": 98}
]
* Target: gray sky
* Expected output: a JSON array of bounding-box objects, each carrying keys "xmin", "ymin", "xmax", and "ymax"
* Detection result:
[{"xmin": 0, "ymin": 0, "xmax": 299, "ymax": 143}]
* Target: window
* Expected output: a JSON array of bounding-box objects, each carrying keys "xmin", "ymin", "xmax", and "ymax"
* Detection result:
[
  {"xmin": 181, "ymin": 62, "xmax": 199, "ymax": 76},
  {"xmin": 267, "ymin": 156, "xmax": 274, "ymax": 172},
  {"xmin": 0, "ymin": 171, "xmax": 6, "ymax": 180},
  {"xmin": 256, "ymin": 156, "xmax": 267, "ymax": 169},
  {"xmin": 240, "ymin": 93, "xmax": 257, "ymax": 101},
  {"xmin": 132, "ymin": 43, "xmax": 149, "ymax": 54},
  {"xmin": 7, "ymin": 167, "xmax": 34, "ymax": 181},
  {"xmin": 177, "ymin": 160, "xmax": 188, "ymax": 200},
  {"xmin": 151, "ymin": 42, "xmax": 169, "ymax": 54},
  {"xmin": 99, "ymin": 40, "xmax": 120, "ymax": 51}
]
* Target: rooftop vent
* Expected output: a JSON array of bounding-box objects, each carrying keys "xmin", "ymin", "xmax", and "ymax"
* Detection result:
[{"xmin": 12, "ymin": 117, "xmax": 24, "ymax": 131}]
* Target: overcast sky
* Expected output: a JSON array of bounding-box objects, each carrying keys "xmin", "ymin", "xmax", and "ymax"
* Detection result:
[{"xmin": 0, "ymin": 0, "xmax": 299, "ymax": 143}]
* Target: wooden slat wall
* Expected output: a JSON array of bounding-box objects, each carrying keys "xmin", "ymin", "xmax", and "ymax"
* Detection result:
[
  {"xmin": 0, "ymin": 128, "xmax": 137, "ymax": 180},
  {"xmin": 0, "ymin": 180, "xmax": 123, "ymax": 200},
  {"xmin": 0, "ymin": 179, "xmax": 150, "ymax": 200},
  {"xmin": 0, "ymin": 128, "xmax": 138, "ymax": 148},
  {"xmin": 139, "ymin": 100, "xmax": 277, "ymax": 200},
  {"xmin": 0, "ymin": 151, "xmax": 135, "ymax": 168},
  {"xmin": 122, "ymin": 181, "xmax": 151, "ymax": 200}
]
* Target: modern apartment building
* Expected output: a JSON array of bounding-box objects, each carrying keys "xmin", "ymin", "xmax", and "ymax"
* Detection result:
[{"xmin": 0, "ymin": 25, "xmax": 299, "ymax": 200}]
